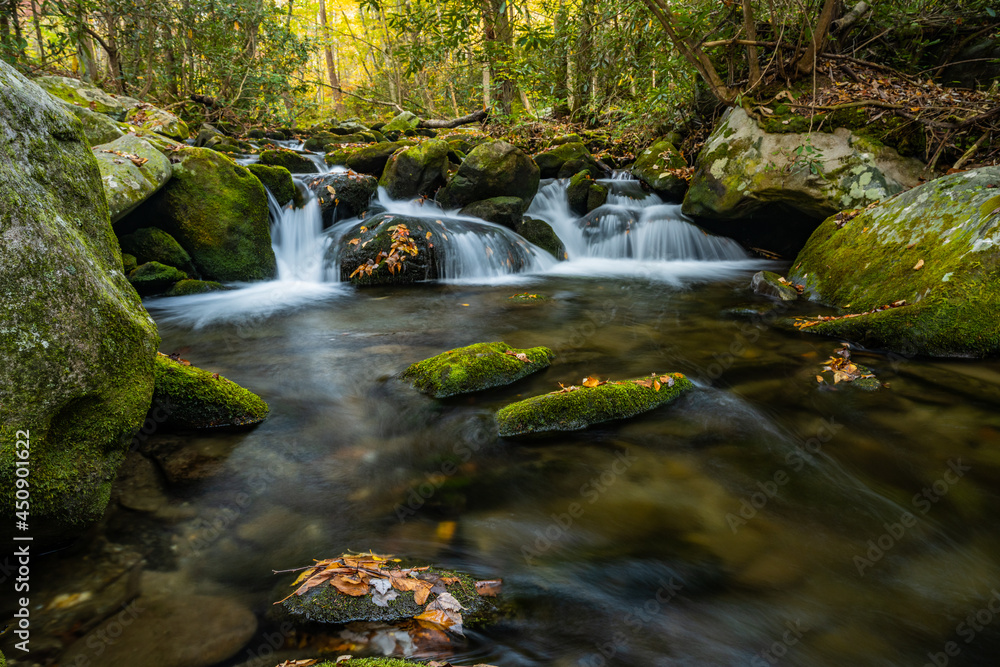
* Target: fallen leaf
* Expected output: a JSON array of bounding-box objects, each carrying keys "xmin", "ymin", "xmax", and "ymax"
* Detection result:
[
  {"xmin": 475, "ymin": 579, "xmax": 502, "ymax": 597},
  {"xmin": 581, "ymin": 376, "xmax": 603, "ymax": 388},
  {"xmin": 913, "ymin": 259, "xmax": 924, "ymax": 270}
]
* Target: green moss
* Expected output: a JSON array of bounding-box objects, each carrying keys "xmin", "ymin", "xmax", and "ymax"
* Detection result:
[
  {"xmin": 631, "ymin": 139, "xmax": 687, "ymax": 199},
  {"xmin": 124, "ymin": 105, "xmax": 189, "ymax": 141},
  {"xmin": 438, "ymin": 141, "xmax": 540, "ymax": 210},
  {"xmin": 135, "ymin": 146, "xmax": 276, "ymax": 281},
  {"xmin": 259, "ymin": 149, "xmax": 319, "ymax": 174},
  {"xmin": 247, "ymin": 163, "xmax": 296, "ymax": 206},
  {"xmin": 153, "ymin": 354, "xmax": 269, "ymax": 429},
  {"xmin": 122, "ymin": 252, "xmax": 137, "ymax": 273},
  {"xmin": 317, "ymin": 660, "xmax": 429, "ymax": 667},
  {"xmin": 403, "ymin": 342, "xmax": 554, "ymax": 398},
  {"xmin": 788, "ymin": 167, "xmax": 1000, "ymax": 356},
  {"xmin": 496, "ymin": 373, "xmax": 695, "ymax": 436},
  {"xmin": 128, "ymin": 261, "xmax": 187, "ymax": 295},
  {"xmin": 164, "ymin": 279, "xmax": 228, "ymax": 296},
  {"xmin": 379, "ymin": 139, "xmax": 449, "ymax": 199},
  {"xmin": 517, "ymin": 218, "xmax": 567, "ymax": 259},
  {"xmin": 533, "ymin": 142, "xmax": 602, "ymax": 179},
  {"xmin": 278, "ymin": 566, "xmax": 496, "ymax": 626},
  {"xmin": 324, "ymin": 141, "xmax": 415, "ymax": 176},
  {"xmin": 119, "ymin": 227, "xmax": 195, "ymax": 275}
]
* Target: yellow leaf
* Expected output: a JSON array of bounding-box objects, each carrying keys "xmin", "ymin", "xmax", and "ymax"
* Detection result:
[
  {"xmin": 426, "ymin": 231, "xmax": 432, "ymax": 239},
  {"xmin": 581, "ymin": 376, "xmax": 601, "ymax": 388},
  {"xmin": 816, "ymin": 375, "xmax": 825, "ymax": 383},
  {"xmin": 348, "ymin": 238, "xmax": 360, "ymax": 245},
  {"xmin": 913, "ymin": 258, "xmax": 924, "ymax": 270}
]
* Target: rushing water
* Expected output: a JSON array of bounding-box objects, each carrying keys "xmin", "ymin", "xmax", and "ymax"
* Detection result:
[{"xmin": 31, "ymin": 160, "xmax": 1000, "ymax": 667}]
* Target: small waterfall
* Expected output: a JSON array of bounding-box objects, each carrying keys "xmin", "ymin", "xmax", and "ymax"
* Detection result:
[
  {"xmin": 526, "ymin": 176, "xmax": 748, "ymax": 261},
  {"xmin": 266, "ymin": 187, "xmax": 329, "ymax": 283}
]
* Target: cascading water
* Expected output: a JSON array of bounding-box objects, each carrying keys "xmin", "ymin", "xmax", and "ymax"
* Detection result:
[{"xmin": 527, "ymin": 175, "xmax": 748, "ymax": 261}]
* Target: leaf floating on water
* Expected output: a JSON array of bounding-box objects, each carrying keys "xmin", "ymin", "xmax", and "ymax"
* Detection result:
[
  {"xmin": 414, "ymin": 592, "xmax": 466, "ymax": 636},
  {"xmin": 475, "ymin": 579, "xmax": 502, "ymax": 597},
  {"xmin": 426, "ymin": 231, "xmax": 433, "ymax": 239}
]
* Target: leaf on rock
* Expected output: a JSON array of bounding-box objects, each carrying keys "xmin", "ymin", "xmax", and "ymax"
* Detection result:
[
  {"xmin": 504, "ymin": 350, "xmax": 530, "ymax": 363},
  {"xmin": 474, "ymin": 579, "xmax": 502, "ymax": 597},
  {"xmin": 913, "ymin": 258, "xmax": 924, "ymax": 270},
  {"xmin": 581, "ymin": 376, "xmax": 603, "ymax": 388},
  {"xmin": 414, "ymin": 592, "xmax": 466, "ymax": 636}
]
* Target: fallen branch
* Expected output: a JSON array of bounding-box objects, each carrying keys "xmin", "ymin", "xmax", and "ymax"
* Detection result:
[{"xmin": 418, "ymin": 109, "xmax": 488, "ymax": 128}]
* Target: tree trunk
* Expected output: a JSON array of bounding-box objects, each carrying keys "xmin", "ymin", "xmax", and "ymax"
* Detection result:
[
  {"xmin": 795, "ymin": 0, "xmax": 840, "ymax": 76},
  {"xmin": 30, "ymin": 0, "xmax": 44, "ymax": 65},
  {"xmin": 552, "ymin": 0, "xmax": 570, "ymax": 118},
  {"xmin": 742, "ymin": 0, "xmax": 761, "ymax": 86},
  {"xmin": 318, "ymin": 0, "xmax": 344, "ymax": 112},
  {"xmin": 163, "ymin": 25, "xmax": 179, "ymax": 97}
]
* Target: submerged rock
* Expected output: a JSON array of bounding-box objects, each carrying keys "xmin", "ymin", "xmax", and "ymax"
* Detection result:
[
  {"xmin": 131, "ymin": 146, "xmax": 276, "ymax": 281},
  {"xmin": 496, "ymin": 373, "xmax": 694, "ymax": 436},
  {"xmin": 403, "ymin": 341, "xmax": 554, "ymax": 398},
  {"xmin": 308, "ymin": 171, "xmax": 378, "ymax": 227},
  {"xmin": 259, "ymin": 148, "xmax": 319, "ymax": 173},
  {"xmin": 128, "ymin": 261, "xmax": 188, "ymax": 295},
  {"xmin": 125, "ymin": 104, "xmax": 190, "ymax": 141},
  {"xmin": 93, "ymin": 134, "xmax": 172, "ymax": 222},
  {"xmin": 533, "ymin": 141, "xmax": 604, "ymax": 179},
  {"xmin": 631, "ymin": 138, "xmax": 688, "ymax": 199},
  {"xmin": 379, "ymin": 139, "xmax": 449, "ymax": 199},
  {"xmin": 153, "ymin": 354, "xmax": 269, "ymax": 429},
  {"xmin": 60, "ymin": 594, "xmax": 257, "ymax": 667},
  {"xmin": 119, "ymin": 227, "xmax": 195, "ymax": 275},
  {"xmin": 683, "ymin": 107, "xmax": 924, "ymax": 235},
  {"xmin": 247, "ymin": 163, "xmax": 296, "ymax": 206},
  {"xmin": 0, "ymin": 62, "xmax": 159, "ymax": 534},
  {"xmin": 751, "ymin": 271, "xmax": 799, "ymax": 301},
  {"xmin": 788, "ymin": 167, "xmax": 1000, "ymax": 357},
  {"xmin": 438, "ymin": 141, "xmax": 540, "ymax": 211}
]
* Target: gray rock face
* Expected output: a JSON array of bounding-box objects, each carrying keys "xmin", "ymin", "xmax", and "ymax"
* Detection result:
[
  {"xmin": 35, "ymin": 74, "xmax": 130, "ymax": 118},
  {"xmin": 93, "ymin": 134, "xmax": 173, "ymax": 223},
  {"xmin": 0, "ymin": 61, "xmax": 159, "ymax": 535},
  {"xmin": 683, "ymin": 107, "xmax": 925, "ymax": 221},
  {"xmin": 64, "ymin": 102, "xmax": 125, "ymax": 146},
  {"xmin": 308, "ymin": 171, "xmax": 378, "ymax": 227}
]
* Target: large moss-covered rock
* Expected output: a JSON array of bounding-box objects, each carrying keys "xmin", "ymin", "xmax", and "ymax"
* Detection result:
[
  {"xmin": 64, "ymin": 103, "xmax": 124, "ymax": 146},
  {"xmin": 153, "ymin": 354, "xmax": 269, "ymax": 429},
  {"xmin": 324, "ymin": 141, "xmax": 414, "ymax": 176},
  {"xmin": 133, "ymin": 147, "xmax": 276, "ymax": 281},
  {"xmin": 788, "ymin": 167, "xmax": 1000, "ymax": 357},
  {"xmin": 119, "ymin": 227, "xmax": 195, "ymax": 275},
  {"xmin": 247, "ymin": 163, "xmax": 296, "ymax": 206},
  {"xmin": 164, "ymin": 279, "xmax": 228, "ymax": 297},
  {"xmin": 631, "ymin": 139, "xmax": 688, "ymax": 199},
  {"xmin": 259, "ymin": 149, "xmax": 319, "ymax": 174},
  {"xmin": 683, "ymin": 107, "xmax": 925, "ymax": 223},
  {"xmin": 128, "ymin": 261, "xmax": 187, "ymax": 295},
  {"xmin": 517, "ymin": 218, "xmax": 567, "ymax": 260},
  {"xmin": 34, "ymin": 75, "xmax": 129, "ymax": 118},
  {"xmin": 0, "ymin": 63, "xmax": 159, "ymax": 533},
  {"xmin": 533, "ymin": 141, "xmax": 603, "ymax": 179},
  {"xmin": 567, "ymin": 170, "xmax": 608, "ymax": 216},
  {"xmin": 438, "ymin": 141, "xmax": 540, "ymax": 211},
  {"xmin": 379, "ymin": 139, "xmax": 449, "ymax": 199},
  {"xmin": 125, "ymin": 104, "xmax": 189, "ymax": 141},
  {"xmin": 309, "ymin": 171, "xmax": 378, "ymax": 227},
  {"xmin": 403, "ymin": 342, "xmax": 554, "ymax": 397},
  {"xmin": 381, "ymin": 110, "xmax": 420, "ymax": 133},
  {"xmin": 93, "ymin": 134, "xmax": 172, "ymax": 222},
  {"xmin": 496, "ymin": 373, "xmax": 694, "ymax": 436}
]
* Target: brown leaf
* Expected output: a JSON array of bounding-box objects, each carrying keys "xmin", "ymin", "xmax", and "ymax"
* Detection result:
[
  {"xmin": 913, "ymin": 259, "xmax": 924, "ymax": 270},
  {"xmin": 330, "ymin": 573, "xmax": 369, "ymax": 597},
  {"xmin": 474, "ymin": 579, "xmax": 502, "ymax": 597}
]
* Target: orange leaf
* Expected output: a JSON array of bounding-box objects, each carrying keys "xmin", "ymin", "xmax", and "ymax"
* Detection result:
[
  {"xmin": 474, "ymin": 579, "xmax": 502, "ymax": 597},
  {"xmin": 348, "ymin": 238, "xmax": 360, "ymax": 245},
  {"xmin": 581, "ymin": 376, "xmax": 602, "ymax": 388},
  {"xmin": 913, "ymin": 258, "xmax": 924, "ymax": 270}
]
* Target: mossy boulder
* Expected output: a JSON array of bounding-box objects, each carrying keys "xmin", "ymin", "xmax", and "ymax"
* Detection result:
[
  {"xmin": 303, "ymin": 130, "xmax": 341, "ymax": 151},
  {"xmin": 438, "ymin": 141, "xmax": 540, "ymax": 211},
  {"xmin": 496, "ymin": 373, "xmax": 694, "ymax": 436},
  {"xmin": 276, "ymin": 564, "xmax": 495, "ymax": 627},
  {"xmin": 683, "ymin": 107, "xmax": 925, "ymax": 223},
  {"xmin": 0, "ymin": 62, "xmax": 159, "ymax": 534},
  {"xmin": 128, "ymin": 261, "xmax": 188, "ymax": 295},
  {"xmin": 631, "ymin": 139, "xmax": 688, "ymax": 200},
  {"xmin": 63, "ymin": 103, "xmax": 124, "ymax": 146},
  {"xmin": 379, "ymin": 139, "xmax": 449, "ymax": 199},
  {"xmin": 517, "ymin": 218, "xmax": 567, "ymax": 260},
  {"xmin": 119, "ymin": 227, "xmax": 196, "ymax": 275},
  {"xmin": 567, "ymin": 170, "xmax": 609, "ymax": 216},
  {"xmin": 125, "ymin": 104, "xmax": 189, "ymax": 141},
  {"xmin": 550, "ymin": 134, "xmax": 584, "ymax": 147},
  {"xmin": 309, "ymin": 172, "xmax": 378, "ymax": 227},
  {"xmin": 131, "ymin": 146, "xmax": 276, "ymax": 281},
  {"xmin": 787, "ymin": 167, "xmax": 1000, "ymax": 357},
  {"xmin": 751, "ymin": 270, "xmax": 799, "ymax": 301},
  {"xmin": 259, "ymin": 149, "xmax": 319, "ymax": 174},
  {"xmin": 330, "ymin": 120, "xmax": 371, "ymax": 135},
  {"xmin": 533, "ymin": 142, "xmax": 603, "ymax": 179},
  {"xmin": 247, "ymin": 163, "xmax": 296, "ymax": 206},
  {"xmin": 459, "ymin": 196, "xmax": 524, "ymax": 230},
  {"xmin": 93, "ymin": 134, "xmax": 172, "ymax": 222},
  {"xmin": 122, "ymin": 252, "xmax": 138, "ymax": 273},
  {"xmin": 153, "ymin": 354, "xmax": 269, "ymax": 429},
  {"xmin": 382, "ymin": 110, "xmax": 421, "ymax": 133},
  {"xmin": 34, "ymin": 75, "xmax": 128, "ymax": 118},
  {"xmin": 402, "ymin": 342, "xmax": 554, "ymax": 398},
  {"xmin": 325, "ymin": 141, "xmax": 415, "ymax": 176},
  {"xmin": 164, "ymin": 279, "xmax": 228, "ymax": 296}
]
